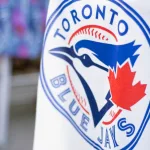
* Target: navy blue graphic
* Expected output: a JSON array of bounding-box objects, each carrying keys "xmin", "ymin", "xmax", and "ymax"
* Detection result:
[{"xmin": 50, "ymin": 40, "xmax": 140, "ymax": 127}]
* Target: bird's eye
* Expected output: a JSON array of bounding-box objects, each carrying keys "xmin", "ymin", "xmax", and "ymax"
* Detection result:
[
  {"xmin": 82, "ymin": 54, "xmax": 87, "ymax": 60},
  {"xmin": 80, "ymin": 54, "xmax": 93, "ymax": 67}
]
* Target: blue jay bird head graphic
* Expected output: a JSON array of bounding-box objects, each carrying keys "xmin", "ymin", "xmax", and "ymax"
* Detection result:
[
  {"xmin": 50, "ymin": 40, "xmax": 141, "ymax": 72},
  {"xmin": 50, "ymin": 40, "xmax": 141, "ymax": 127}
]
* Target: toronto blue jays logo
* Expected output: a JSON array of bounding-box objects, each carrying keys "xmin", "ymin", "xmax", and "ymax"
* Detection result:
[{"xmin": 41, "ymin": 0, "xmax": 150, "ymax": 149}]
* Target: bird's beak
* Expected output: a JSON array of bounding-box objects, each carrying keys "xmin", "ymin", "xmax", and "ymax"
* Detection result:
[{"xmin": 50, "ymin": 46, "xmax": 77, "ymax": 66}]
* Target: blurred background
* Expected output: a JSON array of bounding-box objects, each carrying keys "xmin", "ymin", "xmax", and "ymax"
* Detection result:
[{"xmin": 0, "ymin": 0, "xmax": 49, "ymax": 150}]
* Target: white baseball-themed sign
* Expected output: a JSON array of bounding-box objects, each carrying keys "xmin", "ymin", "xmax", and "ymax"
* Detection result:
[{"xmin": 33, "ymin": 0, "xmax": 150, "ymax": 150}]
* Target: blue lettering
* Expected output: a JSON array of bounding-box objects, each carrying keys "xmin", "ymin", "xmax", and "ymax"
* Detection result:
[
  {"xmin": 62, "ymin": 18, "xmax": 70, "ymax": 32},
  {"xmin": 97, "ymin": 127, "xmax": 104, "ymax": 144},
  {"xmin": 58, "ymin": 88, "xmax": 71, "ymax": 102},
  {"xmin": 69, "ymin": 99, "xmax": 80, "ymax": 115},
  {"xmin": 54, "ymin": 29, "xmax": 66, "ymax": 40},
  {"xmin": 105, "ymin": 129, "xmax": 111, "ymax": 149},
  {"xmin": 109, "ymin": 125, "xmax": 119, "ymax": 148},
  {"xmin": 118, "ymin": 20, "xmax": 128, "ymax": 36},
  {"xmin": 82, "ymin": 4, "xmax": 92, "ymax": 19},
  {"xmin": 110, "ymin": 9, "xmax": 118, "ymax": 25},
  {"xmin": 118, "ymin": 118, "xmax": 135, "ymax": 137},
  {"xmin": 51, "ymin": 74, "xmax": 67, "ymax": 88},
  {"xmin": 96, "ymin": 5, "xmax": 106, "ymax": 20},
  {"xmin": 70, "ymin": 10, "xmax": 81, "ymax": 24},
  {"xmin": 80, "ymin": 114, "xmax": 89, "ymax": 132}
]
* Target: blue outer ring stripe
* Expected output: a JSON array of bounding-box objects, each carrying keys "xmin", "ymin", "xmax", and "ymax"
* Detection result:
[{"xmin": 119, "ymin": 0, "xmax": 150, "ymax": 35}]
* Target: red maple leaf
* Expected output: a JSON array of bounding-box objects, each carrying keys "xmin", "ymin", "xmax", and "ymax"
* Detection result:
[{"xmin": 108, "ymin": 62, "xmax": 147, "ymax": 111}]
